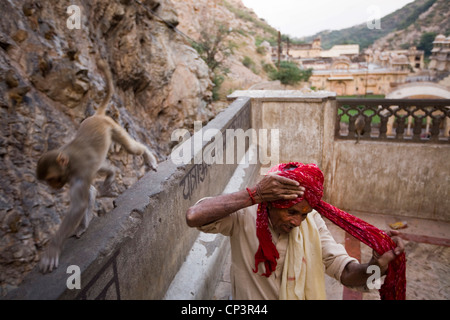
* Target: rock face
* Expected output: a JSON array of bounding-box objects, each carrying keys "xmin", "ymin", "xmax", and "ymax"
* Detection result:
[
  {"xmin": 0, "ymin": 0, "xmax": 214, "ymax": 292},
  {"xmin": 371, "ymin": 0, "xmax": 450, "ymax": 51},
  {"xmin": 171, "ymin": 0, "xmax": 276, "ymax": 98}
]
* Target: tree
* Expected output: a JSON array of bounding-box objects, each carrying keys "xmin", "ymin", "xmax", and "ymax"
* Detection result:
[
  {"xmin": 191, "ymin": 23, "xmax": 234, "ymax": 73},
  {"xmin": 269, "ymin": 61, "xmax": 312, "ymax": 86},
  {"xmin": 417, "ymin": 32, "xmax": 437, "ymax": 57},
  {"xmin": 191, "ymin": 21, "xmax": 236, "ymax": 100}
]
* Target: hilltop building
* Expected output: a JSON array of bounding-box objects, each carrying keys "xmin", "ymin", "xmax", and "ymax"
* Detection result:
[
  {"xmin": 284, "ymin": 38, "xmax": 323, "ymax": 59},
  {"xmin": 271, "ymin": 38, "xmax": 359, "ymax": 61},
  {"xmin": 369, "ymin": 47, "xmax": 425, "ymax": 73},
  {"xmin": 321, "ymin": 44, "xmax": 360, "ymax": 58},
  {"xmin": 309, "ymin": 56, "xmax": 408, "ymax": 96},
  {"xmin": 429, "ymin": 34, "xmax": 450, "ymax": 73},
  {"xmin": 270, "ymin": 37, "xmax": 427, "ymax": 96}
]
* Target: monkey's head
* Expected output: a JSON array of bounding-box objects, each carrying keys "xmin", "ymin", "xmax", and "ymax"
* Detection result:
[{"xmin": 36, "ymin": 151, "xmax": 70, "ymax": 189}]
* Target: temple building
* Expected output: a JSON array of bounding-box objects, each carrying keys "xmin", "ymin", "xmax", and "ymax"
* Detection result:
[
  {"xmin": 269, "ymin": 37, "xmax": 433, "ymax": 96},
  {"xmin": 309, "ymin": 56, "xmax": 408, "ymax": 96},
  {"xmin": 429, "ymin": 34, "xmax": 450, "ymax": 73},
  {"xmin": 369, "ymin": 47, "xmax": 424, "ymax": 73},
  {"xmin": 271, "ymin": 38, "xmax": 359, "ymax": 61},
  {"xmin": 285, "ymin": 38, "xmax": 322, "ymax": 59}
]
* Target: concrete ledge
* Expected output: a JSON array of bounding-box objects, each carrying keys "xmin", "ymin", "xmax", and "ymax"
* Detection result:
[{"xmin": 227, "ymin": 90, "xmax": 336, "ymax": 102}]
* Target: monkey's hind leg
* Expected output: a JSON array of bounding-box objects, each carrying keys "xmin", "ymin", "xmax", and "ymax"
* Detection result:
[
  {"xmin": 74, "ymin": 185, "xmax": 98, "ymax": 238},
  {"xmin": 110, "ymin": 122, "xmax": 158, "ymax": 171},
  {"xmin": 97, "ymin": 164, "xmax": 119, "ymax": 198}
]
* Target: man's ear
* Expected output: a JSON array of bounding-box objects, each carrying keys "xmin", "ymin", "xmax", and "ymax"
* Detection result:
[{"xmin": 56, "ymin": 152, "xmax": 69, "ymax": 168}]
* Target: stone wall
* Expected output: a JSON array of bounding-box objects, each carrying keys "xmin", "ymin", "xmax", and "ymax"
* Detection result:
[
  {"xmin": 327, "ymin": 141, "xmax": 449, "ymax": 221},
  {"xmin": 230, "ymin": 90, "xmax": 450, "ymax": 222}
]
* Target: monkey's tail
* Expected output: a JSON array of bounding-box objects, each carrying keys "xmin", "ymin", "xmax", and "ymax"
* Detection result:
[{"xmin": 96, "ymin": 59, "xmax": 114, "ymax": 116}]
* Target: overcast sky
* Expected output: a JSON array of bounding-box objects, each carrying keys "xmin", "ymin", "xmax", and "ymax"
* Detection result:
[{"xmin": 241, "ymin": 0, "xmax": 415, "ymax": 38}]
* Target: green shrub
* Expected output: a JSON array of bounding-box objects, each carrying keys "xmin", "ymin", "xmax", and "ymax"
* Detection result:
[
  {"xmin": 256, "ymin": 46, "xmax": 267, "ymax": 55},
  {"xmin": 269, "ymin": 61, "xmax": 312, "ymax": 85},
  {"xmin": 242, "ymin": 56, "xmax": 255, "ymax": 68},
  {"xmin": 212, "ymin": 73, "xmax": 225, "ymax": 101},
  {"xmin": 262, "ymin": 62, "xmax": 276, "ymax": 74}
]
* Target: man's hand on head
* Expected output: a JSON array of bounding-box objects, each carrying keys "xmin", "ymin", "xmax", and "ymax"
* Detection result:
[{"xmin": 251, "ymin": 173, "xmax": 305, "ymax": 203}]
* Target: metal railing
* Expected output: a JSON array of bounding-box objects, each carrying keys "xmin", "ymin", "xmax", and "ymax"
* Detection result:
[{"xmin": 336, "ymin": 98, "xmax": 450, "ymax": 143}]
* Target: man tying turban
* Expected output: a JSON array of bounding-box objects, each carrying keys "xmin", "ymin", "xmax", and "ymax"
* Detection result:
[{"xmin": 186, "ymin": 163, "xmax": 405, "ymax": 300}]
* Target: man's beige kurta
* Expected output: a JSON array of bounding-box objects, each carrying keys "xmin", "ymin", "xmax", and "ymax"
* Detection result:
[{"xmin": 198, "ymin": 204, "xmax": 357, "ymax": 300}]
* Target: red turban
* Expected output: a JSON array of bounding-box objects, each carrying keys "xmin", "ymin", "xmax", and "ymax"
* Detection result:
[{"xmin": 254, "ymin": 162, "xmax": 406, "ymax": 300}]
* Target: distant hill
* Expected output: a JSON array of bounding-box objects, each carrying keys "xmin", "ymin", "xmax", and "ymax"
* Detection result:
[{"xmin": 302, "ymin": 0, "xmax": 449, "ymax": 50}]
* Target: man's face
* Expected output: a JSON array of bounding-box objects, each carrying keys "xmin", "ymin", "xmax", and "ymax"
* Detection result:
[{"xmin": 268, "ymin": 200, "xmax": 313, "ymax": 234}]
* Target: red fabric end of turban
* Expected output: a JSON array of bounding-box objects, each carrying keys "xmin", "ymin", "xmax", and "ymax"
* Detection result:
[{"xmin": 253, "ymin": 162, "xmax": 406, "ymax": 300}]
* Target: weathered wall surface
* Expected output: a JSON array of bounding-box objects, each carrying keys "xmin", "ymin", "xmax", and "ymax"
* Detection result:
[
  {"xmin": 230, "ymin": 90, "xmax": 337, "ymax": 172},
  {"xmin": 327, "ymin": 141, "xmax": 450, "ymax": 221},
  {"xmin": 230, "ymin": 90, "xmax": 450, "ymax": 222}
]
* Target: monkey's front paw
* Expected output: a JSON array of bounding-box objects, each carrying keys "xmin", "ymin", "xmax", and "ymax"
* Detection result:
[
  {"xmin": 144, "ymin": 152, "xmax": 158, "ymax": 172},
  {"xmin": 150, "ymin": 162, "xmax": 158, "ymax": 172},
  {"xmin": 39, "ymin": 244, "xmax": 61, "ymax": 273}
]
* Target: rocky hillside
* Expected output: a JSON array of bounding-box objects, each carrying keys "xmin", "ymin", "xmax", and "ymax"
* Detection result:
[
  {"xmin": 0, "ymin": 0, "xmax": 281, "ymax": 293},
  {"xmin": 371, "ymin": 0, "xmax": 450, "ymax": 52},
  {"xmin": 171, "ymin": 0, "xmax": 278, "ymax": 99},
  {"xmin": 304, "ymin": 0, "xmax": 449, "ymax": 50}
]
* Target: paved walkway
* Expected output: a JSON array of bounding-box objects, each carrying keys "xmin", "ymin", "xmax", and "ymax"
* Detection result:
[{"xmin": 211, "ymin": 212, "xmax": 450, "ymax": 300}]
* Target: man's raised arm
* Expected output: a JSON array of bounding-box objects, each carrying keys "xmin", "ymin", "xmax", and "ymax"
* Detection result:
[{"xmin": 186, "ymin": 174, "xmax": 305, "ymax": 228}]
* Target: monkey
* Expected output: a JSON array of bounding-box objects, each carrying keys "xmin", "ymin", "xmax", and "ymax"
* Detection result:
[
  {"xmin": 36, "ymin": 59, "xmax": 158, "ymax": 273},
  {"xmin": 355, "ymin": 114, "xmax": 365, "ymax": 144}
]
